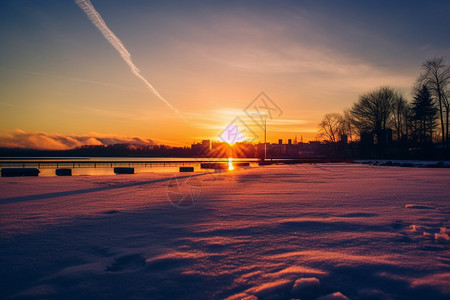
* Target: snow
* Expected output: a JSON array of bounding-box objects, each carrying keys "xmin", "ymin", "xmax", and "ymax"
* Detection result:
[
  {"xmin": 355, "ymin": 159, "xmax": 450, "ymax": 168},
  {"xmin": 435, "ymin": 227, "xmax": 450, "ymax": 242},
  {"xmin": 410, "ymin": 273, "xmax": 450, "ymax": 294},
  {"xmin": 292, "ymin": 277, "xmax": 321, "ymax": 291},
  {"xmin": 316, "ymin": 292, "xmax": 350, "ymax": 300},
  {"xmin": 405, "ymin": 204, "xmax": 436, "ymax": 209},
  {"xmin": 0, "ymin": 163, "xmax": 449, "ymax": 299}
]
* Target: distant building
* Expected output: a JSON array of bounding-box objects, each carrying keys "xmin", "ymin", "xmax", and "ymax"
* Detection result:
[
  {"xmin": 192, "ymin": 138, "xmax": 321, "ymax": 159},
  {"xmin": 191, "ymin": 139, "xmax": 211, "ymax": 156},
  {"xmin": 201, "ymin": 140, "xmax": 211, "ymax": 151}
]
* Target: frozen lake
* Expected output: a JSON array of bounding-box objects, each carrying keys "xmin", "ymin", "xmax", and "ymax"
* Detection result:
[{"xmin": 0, "ymin": 163, "xmax": 449, "ymax": 299}]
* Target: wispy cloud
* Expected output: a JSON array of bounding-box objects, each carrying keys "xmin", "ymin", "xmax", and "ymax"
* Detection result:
[
  {"xmin": 75, "ymin": 0, "xmax": 179, "ymax": 113},
  {"xmin": 171, "ymin": 11, "xmax": 417, "ymax": 94},
  {"xmin": 0, "ymin": 129, "xmax": 156, "ymax": 150}
]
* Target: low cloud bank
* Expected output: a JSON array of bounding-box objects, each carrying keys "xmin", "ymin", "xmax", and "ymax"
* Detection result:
[{"xmin": 0, "ymin": 129, "xmax": 155, "ymax": 150}]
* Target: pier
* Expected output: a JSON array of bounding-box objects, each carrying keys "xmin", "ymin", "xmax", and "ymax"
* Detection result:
[
  {"xmin": 0, "ymin": 159, "xmax": 257, "ymax": 169},
  {"xmin": 0, "ymin": 158, "xmax": 351, "ymax": 170}
]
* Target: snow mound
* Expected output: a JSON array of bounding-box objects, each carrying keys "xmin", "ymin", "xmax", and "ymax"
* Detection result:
[
  {"xmin": 405, "ymin": 204, "xmax": 435, "ymax": 209},
  {"xmin": 409, "ymin": 224, "xmax": 423, "ymax": 231},
  {"xmin": 226, "ymin": 279, "xmax": 293, "ymax": 299},
  {"xmin": 246, "ymin": 278, "xmax": 292, "ymax": 296},
  {"xmin": 266, "ymin": 265, "xmax": 327, "ymax": 277},
  {"xmin": 224, "ymin": 292, "xmax": 258, "ymax": 300},
  {"xmin": 292, "ymin": 277, "xmax": 320, "ymax": 292},
  {"xmin": 410, "ymin": 273, "xmax": 450, "ymax": 294},
  {"xmin": 145, "ymin": 252, "xmax": 199, "ymax": 271},
  {"xmin": 316, "ymin": 291, "xmax": 350, "ymax": 300},
  {"xmin": 423, "ymin": 231, "xmax": 432, "ymax": 237},
  {"xmin": 435, "ymin": 227, "xmax": 449, "ymax": 242}
]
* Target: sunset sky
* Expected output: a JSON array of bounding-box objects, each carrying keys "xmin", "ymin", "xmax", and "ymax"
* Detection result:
[{"xmin": 1, "ymin": 0, "xmax": 449, "ymax": 149}]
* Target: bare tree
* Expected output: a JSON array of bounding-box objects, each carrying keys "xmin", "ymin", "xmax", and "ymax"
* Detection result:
[
  {"xmin": 350, "ymin": 87, "xmax": 396, "ymax": 134},
  {"xmin": 341, "ymin": 108, "xmax": 358, "ymax": 142},
  {"xmin": 417, "ymin": 57, "xmax": 450, "ymax": 153},
  {"xmin": 318, "ymin": 113, "xmax": 343, "ymax": 143},
  {"xmin": 392, "ymin": 91, "xmax": 409, "ymax": 141},
  {"xmin": 403, "ymin": 102, "xmax": 415, "ymax": 143}
]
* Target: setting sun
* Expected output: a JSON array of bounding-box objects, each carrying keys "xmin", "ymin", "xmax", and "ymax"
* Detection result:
[{"xmin": 219, "ymin": 124, "xmax": 239, "ymax": 144}]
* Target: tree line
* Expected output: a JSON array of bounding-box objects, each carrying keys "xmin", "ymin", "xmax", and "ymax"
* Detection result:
[{"xmin": 318, "ymin": 57, "xmax": 450, "ymax": 159}]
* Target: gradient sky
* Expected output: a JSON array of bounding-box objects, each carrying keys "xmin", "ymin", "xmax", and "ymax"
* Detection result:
[{"xmin": 1, "ymin": 0, "xmax": 449, "ymax": 149}]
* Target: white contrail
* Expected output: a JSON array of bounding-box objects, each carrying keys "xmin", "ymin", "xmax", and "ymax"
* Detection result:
[{"xmin": 75, "ymin": 0, "xmax": 179, "ymax": 114}]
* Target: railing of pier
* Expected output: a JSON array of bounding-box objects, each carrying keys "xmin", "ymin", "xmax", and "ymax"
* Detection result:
[{"xmin": 0, "ymin": 160, "xmax": 258, "ymax": 169}]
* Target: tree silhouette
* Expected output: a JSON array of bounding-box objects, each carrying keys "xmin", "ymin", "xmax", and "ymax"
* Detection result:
[
  {"xmin": 350, "ymin": 87, "xmax": 397, "ymax": 140},
  {"xmin": 412, "ymin": 85, "xmax": 438, "ymax": 145},
  {"xmin": 318, "ymin": 113, "xmax": 343, "ymax": 144},
  {"xmin": 318, "ymin": 113, "xmax": 345, "ymax": 157},
  {"xmin": 392, "ymin": 93, "xmax": 409, "ymax": 142},
  {"xmin": 316, "ymin": 57, "xmax": 450, "ymax": 159},
  {"xmin": 341, "ymin": 109, "xmax": 358, "ymax": 143},
  {"xmin": 417, "ymin": 57, "xmax": 450, "ymax": 154}
]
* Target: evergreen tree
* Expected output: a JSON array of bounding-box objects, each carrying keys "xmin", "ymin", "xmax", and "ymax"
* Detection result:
[{"xmin": 412, "ymin": 85, "xmax": 438, "ymax": 144}]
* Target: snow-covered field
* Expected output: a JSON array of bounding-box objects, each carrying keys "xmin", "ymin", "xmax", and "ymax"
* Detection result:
[
  {"xmin": 0, "ymin": 164, "xmax": 449, "ymax": 299},
  {"xmin": 354, "ymin": 160, "xmax": 450, "ymax": 168}
]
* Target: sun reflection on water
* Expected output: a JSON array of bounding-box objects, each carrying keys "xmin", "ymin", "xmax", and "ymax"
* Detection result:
[{"xmin": 228, "ymin": 158, "xmax": 234, "ymax": 171}]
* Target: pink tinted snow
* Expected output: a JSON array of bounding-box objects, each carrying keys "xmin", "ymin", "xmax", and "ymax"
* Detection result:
[{"xmin": 0, "ymin": 163, "xmax": 449, "ymax": 299}]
